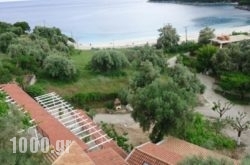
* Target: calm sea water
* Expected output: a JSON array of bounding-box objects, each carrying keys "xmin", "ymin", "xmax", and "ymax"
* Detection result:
[{"xmin": 0, "ymin": 0, "xmax": 250, "ymax": 44}]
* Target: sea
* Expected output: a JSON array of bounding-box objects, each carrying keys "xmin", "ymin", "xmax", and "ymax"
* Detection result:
[{"xmin": 0, "ymin": 0, "xmax": 250, "ymax": 44}]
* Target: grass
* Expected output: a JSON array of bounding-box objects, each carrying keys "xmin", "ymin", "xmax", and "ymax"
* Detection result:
[{"xmin": 37, "ymin": 50, "xmax": 130, "ymax": 97}]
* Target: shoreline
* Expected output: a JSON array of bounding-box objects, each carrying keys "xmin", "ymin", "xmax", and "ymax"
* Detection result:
[{"xmin": 73, "ymin": 25, "xmax": 250, "ymax": 50}]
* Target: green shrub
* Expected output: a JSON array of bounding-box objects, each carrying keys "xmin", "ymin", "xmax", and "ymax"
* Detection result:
[
  {"xmin": 0, "ymin": 67, "xmax": 12, "ymax": 83},
  {"xmin": 100, "ymin": 122, "xmax": 133, "ymax": 152},
  {"xmin": 25, "ymin": 85, "xmax": 45, "ymax": 98},
  {"xmin": 178, "ymin": 156, "xmax": 233, "ymax": 165},
  {"xmin": 69, "ymin": 92, "xmax": 117, "ymax": 108},
  {"xmin": 183, "ymin": 113, "xmax": 236, "ymax": 150}
]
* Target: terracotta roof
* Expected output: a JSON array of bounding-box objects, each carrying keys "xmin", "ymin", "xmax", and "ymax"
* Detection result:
[
  {"xmin": 53, "ymin": 141, "xmax": 95, "ymax": 165},
  {"xmin": 159, "ymin": 136, "xmax": 239, "ymax": 165},
  {"xmin": 1, "ymin": 83, "xmax": 88, "ymax": 150},
  {"xmin": 88, "ymin": 148, "xmax": 128, "ymax": 165},
  {"xmin": 126, "ymin": 142, "xmax": 182, "ymax": 165},
  {"xmin": 127, "ymin": 137, "xmax": 239, "ymax": 165}
]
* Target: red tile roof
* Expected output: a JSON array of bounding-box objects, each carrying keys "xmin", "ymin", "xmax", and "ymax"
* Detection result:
[
  {"xmin": 88, "ymin": 148, "xmax": 128, "ymax": 165},
  {"xmin": 53, "ymin": 141, "xmax": 95, "ymax": 165},
  {"xmin": 159, "ymin": 137, "xmax": 239, "ymax": 165},
  {"xmin": 126, "ymin": 142, "xmax": 182, "ymax": 165},
  {"xmin": 1, "ymin": 83, "xmax": 88, "ymax": 150},
  {"xmin": 126, "ymin": 137, "xmax": 239, "ymax": 165}
]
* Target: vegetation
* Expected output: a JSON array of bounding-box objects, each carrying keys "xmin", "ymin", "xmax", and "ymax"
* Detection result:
[
  {"xmin": 183, "ymin": 113, "xmax": 236, "ymax": 150},
  {"xmin": 198, "ymin": 27, "xmax": 215, "ymax": 45},
  {"xmin": 156, "ymin": 24, "xmax": 180, "ymax": 53},
  {"xmin": 178, "ymin": 156, "xmax": 233, "ymax": 165},
  {"xmin": 90, "ymin": 50, "xmax": 129, "ymax": 72},
  {"xmin": 0, "ymin": 92, "xmax": 48, "ymax": 165},
  {"xmin": 43, "ymin": 55, "xmax": 77, "ymax": 80},
  {"xmin": 128, "ymin": 64, "xmax": 205, "ymax": 143},
  {"xmin": 196, "ymin": 45, "xmax": 218, "ymax": 73},
  {"xmin": 25, "ymin": 84, "xmax": 45, "ymax": 98},
  {"xmin": 226, "ymin": 112, "xmax": 250, "ymax": 146},
  {"xmin": 100, "ymin": 122, "xmax": 133, "ymax": 152}
]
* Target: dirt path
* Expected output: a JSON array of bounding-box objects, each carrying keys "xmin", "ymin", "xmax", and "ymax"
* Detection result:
[{"xmin": 196, "ymin": 74, "xmax": 250, "ymax": 154}]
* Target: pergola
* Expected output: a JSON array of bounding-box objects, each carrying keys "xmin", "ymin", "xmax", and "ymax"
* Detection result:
[{"xmin": 35, "ymin": 92, "xmax": 112, "ymax": 151}]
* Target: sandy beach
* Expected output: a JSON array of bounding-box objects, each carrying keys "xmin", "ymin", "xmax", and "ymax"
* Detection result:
[{"xmin": 73, "ymin": 25, "xmax": 250, "ymax": 50}]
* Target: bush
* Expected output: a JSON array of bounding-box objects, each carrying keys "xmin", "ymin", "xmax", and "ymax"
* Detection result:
[
  {"xmin": 43, "ymin": 55, "xmax": 77, "ymax": 80},
  {"xmin": 100, "ymin": 122, "xmax": 133, "ymax": 152},
  {"xmin": 25, "ymin": 85, "xmax": 45, "ymax": 98},
  {"xmin": 183, "ymin": 113, "xmax": 236, "ymax": 150},
  {"xmin": 90, "ymin": 50, "xmax": 129, "ymax": 72},
  {"xmin": 0, "ymin": 67, "xmax": 12, "ymax": 83},
  {"xmin": 69, "ymin": 92, "xmax": 117, "ymax": 108},
  {"xmin": 178, "ymin": 156, "xmax": 233, "ymax": 165}
]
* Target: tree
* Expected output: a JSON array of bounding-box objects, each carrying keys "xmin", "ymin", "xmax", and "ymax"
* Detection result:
[
  {"xmin": 130, "ymin": 60, "xmax": 159, "ymax": 89},
  {"xmin": 211, "ymin": 48, "xmax": 232, "ymax": 75},
  {"xmin": 219, "ymin": 73, "xmax": 250, "ymax": 100},
  {"xmin": 168, "ymin": 64, "xmax": 205, "ymax": 94},
  {"xmin": 227, "ymin": 111, "xmax": 250, "ymax": 146},
  {"xmin": 43, "ymin": 55, "xmax": 77, "ymax": 80},
  {"xmin": 13, "ymin": 21, "xmax": 30, "ymax": 32},
  {"xmin": 135, "ymin": 45, "xmax": 166, "ymax": 70},
  {"xmin": 128, "ymin": 79, "xmax": 196, "ymax": 143},
  {"xmin": 33, "ymin": 26, "xmax": 68, "ymax": 45},
  {"xmin": 0, "ymin": 21, "xmax": 12, "ymax": 34},
  {"xmin": 196, "ymin": 45, "xmax": 217, "ymax": 73},
  {"xmin": 178, "ymin": 156, "xmax": 233, "ymax": 165},
  {"xmin": 198, "ymin": 27, "xmax": 215, "ymax": 45},
  {"xmin": 156, "ymin": 24, "xmax": 180, "ymax": 52},
  {"xmin": 90, "ymin": 50, "xmax": 129, "ymax": 72},
  {"xmin": 0, "ymin": 32, "xmax": 17, "ymax": 53},
  {"xmin": 212, "ymin": 41, "xmax": 250, "ymax": 75},
  {"xmin": 212, "ymin": 100, "xmax": 232, "ymax": 119},
  {"xmin": 0, "ymin": 66, "xmax": 12, "ymax": 83}
]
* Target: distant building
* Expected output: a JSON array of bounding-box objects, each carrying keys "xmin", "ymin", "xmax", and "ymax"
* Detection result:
[{"xmin": 210, "ymin": 34, "xmax": 250, "ymax": 48}]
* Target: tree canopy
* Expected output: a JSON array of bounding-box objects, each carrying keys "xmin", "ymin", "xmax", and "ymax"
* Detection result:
[
  {"xmin": 198, "ymin": 27, "xmax": 215, "ymax": 45},
  {"xmin": 156, "ymin": 24, "xmax": 180, "ymax": 52},
  {"xmin": 43, "ymin": 55, "xmax": 77, "ymax": 80},
  {"xmin": 90, "ymin": 50, "xmax": 129, "ymax": 72},
  {"xmin": 128, "ymin": 64, "xmax": 204, "ymax": 142}
]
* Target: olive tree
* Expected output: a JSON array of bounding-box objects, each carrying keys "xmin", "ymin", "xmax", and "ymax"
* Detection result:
[
  {"xmin": 156, "ymin": 24, "xmax": 180, "ymax": 52},
  {"xmin": 130, "ymin": 60, "xmax": 159, "ymax": 89},
  {"xmin": 90, "ymin": 50, "xmax": 129, "ymax": 72},
  {"xmin": 0, "ymin": 32, "xmax": 17, "ymax": 53},
  {"xmin": 128, "ymin": 79, "xmax": 196, "ymax": 143},
  {"xmin": 196, "ymin": 45, "xmax": 217, "ymax": 73},
  {"xmin": 198, "ymin": 27, "xmax": 215, "ymax": 45},
  {"xmin": 13, "ymin": 21, "xmax": 30, "ymax": 32},
  {"xmin": 43, "ymin": 55, "xmax": 77, "ymax": 80}
]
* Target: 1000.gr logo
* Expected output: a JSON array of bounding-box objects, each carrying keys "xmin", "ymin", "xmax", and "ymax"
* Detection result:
[{"xmin": 10, "ymin": 137, "xmax": 71, "ymax": 154}]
